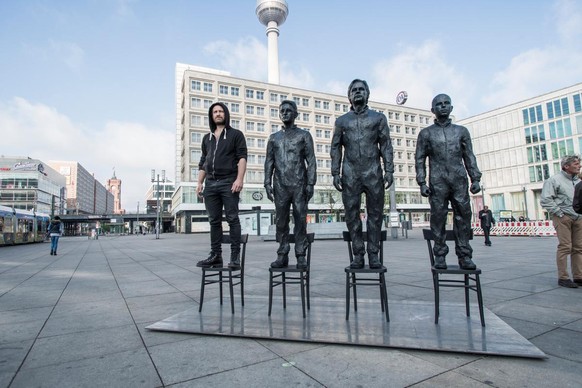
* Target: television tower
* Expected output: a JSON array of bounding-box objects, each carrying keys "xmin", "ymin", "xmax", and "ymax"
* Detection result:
[{"xmin": 255, "ymin": 0, "xmax": 288, "ymax": 84}]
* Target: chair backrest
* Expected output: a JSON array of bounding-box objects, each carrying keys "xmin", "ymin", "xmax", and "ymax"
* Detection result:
[
  {"xmin": 422, "ymin": 229, "xmax": 473, "ymax": 266},
  {"xmin": 220, "ymin": 234, "xmax": 249, "ymax": 270},
  {"xmin": 342, "ymin": 230, "xmax": 388, "ymax": 264}
]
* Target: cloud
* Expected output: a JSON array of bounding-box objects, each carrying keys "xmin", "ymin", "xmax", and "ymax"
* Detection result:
[
  {"xmin": 0, "ymin": 97, "xmax": 174, "ymax": 211},
  {"xmin": 23, "ymin": 39, "xmax": 85, "ymax": 72},
  {"xmin": 204, "ymin": 36, "xmax": 315, "ymax": 90},
  {"xmin": 368, "ymin": 40, "xmax": 472, "ymax": 117},
  {"xmin": 482, "ymin": 0, "xmax": 582, "ymax": 111}
]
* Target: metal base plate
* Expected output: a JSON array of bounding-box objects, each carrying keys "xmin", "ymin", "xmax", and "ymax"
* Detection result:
[{"xmin": 147, "ymin": 296, "xmax": 545, "ymax": 359}]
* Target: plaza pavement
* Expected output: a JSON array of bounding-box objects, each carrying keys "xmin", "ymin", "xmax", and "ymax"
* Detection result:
[{"xmin": 0, "ymin": 228, "xmax": 581, "ymax": 387}]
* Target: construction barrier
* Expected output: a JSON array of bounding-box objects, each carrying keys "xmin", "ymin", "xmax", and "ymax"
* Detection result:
[{"xmin": 471, "ymin": 221, "xmax": 556, "ymax": 237}]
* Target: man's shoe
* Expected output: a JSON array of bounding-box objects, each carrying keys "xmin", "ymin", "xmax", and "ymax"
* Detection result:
[
  {"xmin": 574, "ymin": 279, "xmax": 582, "ymax": 286},
  {"xmin": 271, "ymin": 255, "xmax": 289, "ymax": 268},
  {"xmin": 369, "ymin": 254, "xmax": 382, "ymax": 269},
  {"xmin": 197, "ymin": 252, "xmax": 223, "ymax": 268},
  {"xmin": 458, "ymin": 257, "xmax": 476, "ymax": 270},
  {"xmin": 558, "ymin": 279, "xmax": 579, "ymax": 288},
  {"xmin": 434, "ymin": 256, "xmax": 447, "ymax": 269},
  {"xmin": 350, "ymin": 255, "xmax": 365, "ymax": 269},
  {"xmin": 296, "ymin": 256, "xmax": 307, "ymax": 270},
  {"xmin": 228, "ymin": 252, "xmax": 241, "ymax": 269}
]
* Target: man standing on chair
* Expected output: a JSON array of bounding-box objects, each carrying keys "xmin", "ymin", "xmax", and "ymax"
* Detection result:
[
  {"xmin": 478, "ymin": 205, "xmax": 495, "ymax": 246},
  {"xmin": 330, "ymin": 79, "xmax": 394, "ymax": 269},
  {"xmin": 196, "ymin": 102, "xmax": 247, "ymax": 269},
  {"xmin": 415, "ymin": 93, "xmax": 481, "ymax": 270},
  {"xmin": 265, "ymin": 100, "xmax": 317, "ymax": 269}
]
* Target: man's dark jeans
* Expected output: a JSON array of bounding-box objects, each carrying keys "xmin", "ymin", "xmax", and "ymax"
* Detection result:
[{"xmin": 203, "ymin": 178, "xmax": 241, "ymax": 255}]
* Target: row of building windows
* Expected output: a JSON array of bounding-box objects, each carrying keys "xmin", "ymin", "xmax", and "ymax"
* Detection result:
[{"xmin": 522, "ymin": 93, "xmax": 582, "ymax": 125}]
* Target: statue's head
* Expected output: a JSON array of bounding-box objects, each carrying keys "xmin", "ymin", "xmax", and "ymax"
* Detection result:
[
  {"xmin": 347, "ymin": 79, "xmax": 369, "ymax": 108},
  {"xmin": 279, "ymin": 99, "xmax": 298, "ymax": 124},
  {"xmin": 431, "ymin": 94, "xmax": 453, "ymax": 118}
]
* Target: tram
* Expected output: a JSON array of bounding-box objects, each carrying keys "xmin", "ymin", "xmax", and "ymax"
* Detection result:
[{"xmin": 0, "ymin": 205, "xmax": 50, "ymax": 246}]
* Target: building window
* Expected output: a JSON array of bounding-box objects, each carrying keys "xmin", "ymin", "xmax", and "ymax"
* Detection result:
[
  {"xmin": 247, "ymin": 138, "xmax": 256, "ymax": 148},
  {"xmin": 230, "ymin": 87, "xmax": 239, "ymax": 96},
  {"xmin": 219, "ymin": 85, "xmax": 229, "ymax": 95},
  {"xmin": 190, "ymin": 97, "xmax": 201, "ymax": 108},
  {"xmin": 303, "ymin": 113, "xmax": 309, "ymax": 121},
  {"xmin": 191, "ymin": 80, "xmax": 201, "ymax": 91},
  {"xmin": 256, "ymin": 91, "xmax": 264, "ymax": 100},
  {"xmin": 315, "ymin": 100, "xmax": 321, "ymax": 109},
  {"xmin": 257, "ymin": 122, "xmax": 266, "ymax": 132},
  {"xmin": 270, "ymin": 93, "xmax": 278, "ymax": 102},
  {"xmin": 324, "ymin": 116, "xmax": 331, "ymax": 124},
  {"xmin": 316, "ymin": 144, "xmax": 323, "ymax": 153},
  {"xmin": 203, "ymin": 99, "xmax": 213, "ymax": 109},
  {"xmin": 230, "ymin": 103, "xmax": 240, "ymax": 113},
  {"xmin": 271, "ymin": 124, "xmax": 279, "ymax": 132},
  {"xmin": 231, "ymin": 119, "xmax": 240, "ymax": 129},
  {"xmin": 191, "ymin": 150, "xmax": 201, "ymax": 163},
  {"xmin": 256, "ymin": 106, "xmax": 265, "ymax": 116},
  {"xmin": 191, "ymin": 132, "xmax": 202, "ymax": 144},
  {"xmin": 323, "ymin": 101, "xmax": 330, "ymax": 110},
  {"xmin": 203, "ymin": 82, "xmax": 213, "ymax": 92},
  {"xmin": 246, "ymin": 89, "xmax": 254, "ymax": 99},
  {"xmin": 573, "ymin": 94, "xmax": 581, "ymax": 112},
  {"xmin": 324, "ymin": 130, "xmax": 331, "ymax": 139},
  {"xmin": 315, "ymin": 115, "xmax": 322, "ymax": 123},
  {"xmin": 316, "ymin": 129, "xmax": 323, "ymax": 138},
  {"xmin": 335, "ymin": 103, "xmax": 341, "ymax": 111},
  {"xmin": 190, "ymin": 114, "xmax": 202, "ymax": 127},
  {"xmin": 258, "ymin": 139, "xmax": 266, "ymax": 148},
  {"xmin": 246, "ymin": 105, "xmax": 255, "ymax": 115},
  {"xmin": 302, "ymin": 98, "xmax": 309, "ymax": 107},
  {"xmin": 293, "ymin": 97, "xmax": 301, "ymax": 105},
  {"xmin": 246, "ymin": 121, "xmax": 255, "ymax": 131}
]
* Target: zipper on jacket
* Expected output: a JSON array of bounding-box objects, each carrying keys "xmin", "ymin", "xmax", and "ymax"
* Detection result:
[{"xmin": 211, "ymin": 132, "xmax": 221, "ymax": 180}]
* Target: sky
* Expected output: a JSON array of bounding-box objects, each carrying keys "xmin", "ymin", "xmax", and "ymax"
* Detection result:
[{"xmin": 1, "ymin": 0, "xmax": 581, "ymax": 212}]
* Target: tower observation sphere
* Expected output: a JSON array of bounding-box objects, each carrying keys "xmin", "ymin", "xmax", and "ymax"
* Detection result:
[
  {"xmin": 256, "ymin": 0, "xmax": 288, "ymax": 84},
  {"xmin": 256, "ymin": 0, "xmax": 288, "ymax": 27}
]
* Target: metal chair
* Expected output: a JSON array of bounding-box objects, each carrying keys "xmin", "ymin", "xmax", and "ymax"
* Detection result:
[
  {"xmin": 422, "ymin": 229, "xmax": 485, "ymax": 326},
  {"xmin": 199, "ymin": 234, "xmax": 248, "ymax": 314},
  {"xmin": 344, "ymin": 230, "xmax": 389, "ymax": 322},
  {"xmin": 268, "ymin": 233, "xmax": 314, "ymax": 318}
]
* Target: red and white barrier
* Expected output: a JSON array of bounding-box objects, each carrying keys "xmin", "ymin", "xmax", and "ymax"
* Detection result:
[{"xmin": 471, "ymin": 221, "xmax": 555, "ymax": 237}]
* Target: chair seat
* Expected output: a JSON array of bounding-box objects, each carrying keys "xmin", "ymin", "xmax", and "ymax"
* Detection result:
[
  {"xmin": 343, "ymin": 231, "xmax": 389, "ymax": 322},
  {"xmin": 199, "ymin": 234, "xmax": 248, "ymax": 314},
  {"xmin": 268, "ymin": 233, "xmax": 314, "ymax": 319},
  {"xmin": 423, "ymin": 229, "xmax": 485, "ymax": 326}
]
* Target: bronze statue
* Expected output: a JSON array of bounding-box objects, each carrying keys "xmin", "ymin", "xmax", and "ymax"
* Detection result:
[
  {"xmin": 415, "ymin": 94, "xmax": 481, "ymax": 270},
  {"xmin": 330, "ymin": 79, "xmax": 394, "ymax": 269},
  {"xmin": 264, "ymin": 100, "xmax": 317, "ymax": 269}
]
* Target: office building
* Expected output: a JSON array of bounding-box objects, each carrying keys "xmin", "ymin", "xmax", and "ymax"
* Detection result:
[
  {"xmin": 459, "ymin": 82, "xmax": 582, "ymax": 220},
  {"xmin": 172, "ymin": 64, "xmax": 434, "ymax": 233}
]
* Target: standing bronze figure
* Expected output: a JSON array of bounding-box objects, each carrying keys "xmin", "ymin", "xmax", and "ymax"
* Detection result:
[
  {"xmin": 265, "ymin": 100, "xmax": 317, "ymax": 269},
  {"xmin": 415, "ymin": 94, "xmax": 481, "ymax": 270},
  {"xmin": 330, "ymin": 79, "xmax": 394, "ymax": 269}
]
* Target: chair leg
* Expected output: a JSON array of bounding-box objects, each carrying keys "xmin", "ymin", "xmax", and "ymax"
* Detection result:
[
  {"xmin": 199, "ymin": 271, "xmax": 206, "ymax": 313},
  {"xmin": 306, "ymin": 271, "xmax": 311, "ymax": 310},
  {"xmin": 219, "ymin": 272, "xmax": 223, "ymax": 305},
  {"xmin": 464, "ymin": 274, "xmax": 470, "ymax": 317},
  {"xmin": 229, "ymin": 271, "xmax": 235, "ymax": 314},
  {"xmin": 351, "ymin": 273, "xmax": 358, "ymax": 312},
  {"xmin": 268, "ymin": 271, "xmax": 273, "ymax": 317},
  {"xmin": 241, "ymin": 272, "xmax": 245, "ymax": 307},
  {"xmin": 476, "ymin": 274, "xmax": 485, "ymax": 327},
  {"xmin": 345, "ymin": 272, "xmax": 350, "ymax": 320},
  {"xmin": 300, "ymin": 274, "xmax": 306, "ymax": 318},
  {"xmin": 380, "ymin": 273, "xmax": 389, "ymax": 322},
  {"xmin": 282, "ymin": 273, "xmax": 287, "ymax": 309},
  {"xmin": 433, "ymin": 272, "xmax": 440, "ymax": 324}
]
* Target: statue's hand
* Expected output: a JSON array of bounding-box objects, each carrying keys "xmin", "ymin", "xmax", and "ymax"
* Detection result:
[
  {"xmin": 333, "ymin": 175, "xmax": 342, "ymax": 192},
  {"xmin": 306, "ymin": 184, "xmax": 314, "ymax": 201},
  {"xmin": 470, "ymin": 181, "xmax": 481, "ymax": 194},
  {"xmin": 384, "ymin": 172, "xmax": 394, "ymax": 189},
  {"xmin": 420, "ymin": 184, "xmax": 431, "ymax": 197},
  {"xmin": 265, "ymin": 184, "xmax": 274, "ymax": 202}
]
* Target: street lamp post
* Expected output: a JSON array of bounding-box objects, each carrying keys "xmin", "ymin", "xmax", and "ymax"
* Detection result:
[
  {"xmin": 150, "ymin": 169, "xmax": 166, "ymax": 239},
  {"xmin": 522, "ymin": 186, "xmax": 529, "ymax": 220},
  {"xmin": 136, "ymin": 201, "xmax": 140, "ymax": 235}
]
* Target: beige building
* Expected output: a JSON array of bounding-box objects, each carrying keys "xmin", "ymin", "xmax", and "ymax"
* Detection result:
[
  {"xmin": 173, "ymin": 64, "xmax": 435, "ymax": 233},
  {"xmin": 459, "ymin": 83, "xmax": 582, "ymax": 221}
]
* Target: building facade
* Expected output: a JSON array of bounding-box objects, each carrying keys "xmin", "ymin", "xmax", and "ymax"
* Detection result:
[
  {"xmin": 47, "ymin": 161, "xmax": 114, "ymax": 215},
  {"xmin": 145, "ymin": 180, "xmax": 174, "ymax": 215},
  {"xmin": 459, "ymin": 83, "xmax": 582, "ymax": 221},
  {"xmin": 173, "ymin": 64, "xmax": 435, "ymax": 233},
  {"xmin": 0, "ymin": 157, "xmax": 66, "ymax": 215}
]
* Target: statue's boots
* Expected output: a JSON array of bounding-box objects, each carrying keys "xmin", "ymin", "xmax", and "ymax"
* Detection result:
[
  {"xmin": 271, "ymin": 254, "xmax": 289, "ymax": 268},
  {"xmin": 458, "ymin": 257, "xmax": 476, "ymax": 270},
  {"xmin": 228, "ymin": 251, "xmax": 241, "ymax": 269},
  {"xmin": 434, "ymin": 256, "xmax": 447, "ymax": 269},
  {"xmin": 296, "ymin": 256, "xmax": 307, "ymax": 270},
  {"xmin": 369, "ymin": 253, "xmax": 381, "ymax": 269},
  {"xmin": 350, "ymin": 255, "xmax": 365, "ymax": 269}
]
